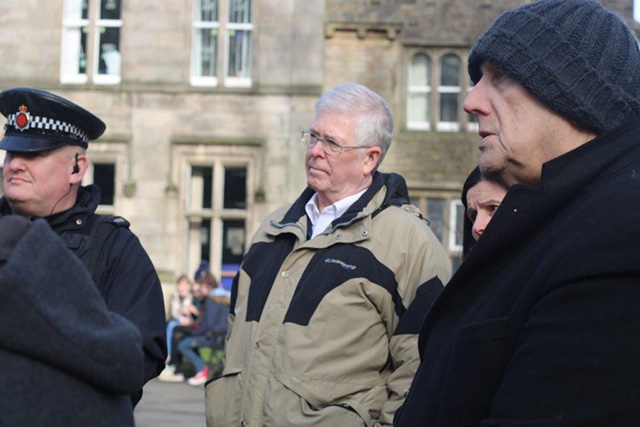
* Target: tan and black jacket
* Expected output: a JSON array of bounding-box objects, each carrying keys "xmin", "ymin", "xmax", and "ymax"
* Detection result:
[{"xmin": 206, "ymin": 172, "xmax": 452, "ymax": 427}]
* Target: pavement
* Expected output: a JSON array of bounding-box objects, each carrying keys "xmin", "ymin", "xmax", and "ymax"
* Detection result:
[{"xmin": 134, "ymin": 378, "xmax": 206, "ymax": 427}]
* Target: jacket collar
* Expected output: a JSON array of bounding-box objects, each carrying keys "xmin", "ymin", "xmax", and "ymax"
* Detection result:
[
  {"xmin": 540, "ymin": 118, "xmax": 640, "ymax": 193},
  {"xmin": 273, "ymin": 171, "xmax": 410, "ymax": 231},
  {"xmin": 47, "ymin": 185, "xmax": 100, "ymax": 228}
]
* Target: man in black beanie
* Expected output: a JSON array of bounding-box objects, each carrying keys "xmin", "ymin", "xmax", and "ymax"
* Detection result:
[{"xmin": 395, "ymin": 1, "xmax": 640, "ymax": 426}]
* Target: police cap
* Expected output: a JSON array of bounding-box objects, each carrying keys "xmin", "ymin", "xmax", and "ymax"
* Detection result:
[{"xmin": 0, "ymin": 87, "xmax": 105, "ymax": 152}]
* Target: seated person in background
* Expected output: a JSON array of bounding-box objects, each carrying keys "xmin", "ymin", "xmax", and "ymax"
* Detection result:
[
  {"xmin": 181, "ymin": 270, "xmax": 229, "ymax": 386},
  {"xmin": 161, "ymin": 264, "xmax": 229, "ymax": 383},
  {"xmin": 460, "ymin": 166, "xmax": 508, "ymax": 257},
  {"xmin": 159, "ymin": 276, "xmax": 205, "ymax": 382},
  {"xmin": 165, "ymin": 274, "xmax": 194, "ymax": 361},
  {"xmin": 0, "ymin": 215, "xmax": 144, "ymax": 426}
]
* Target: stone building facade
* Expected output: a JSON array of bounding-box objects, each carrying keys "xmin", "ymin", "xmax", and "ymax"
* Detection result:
[{"xmin": 0, "ymin": 0, "xmax": 636, "ymax": 294}]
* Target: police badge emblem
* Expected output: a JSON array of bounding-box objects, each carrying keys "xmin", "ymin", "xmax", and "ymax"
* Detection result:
[{"xmin": 15, "ymin": 105, "xmax": 30, "ymax": 131}]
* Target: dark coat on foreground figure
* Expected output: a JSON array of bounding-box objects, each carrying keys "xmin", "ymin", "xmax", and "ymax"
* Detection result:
[
  {"xmin": 0, "ymin": 216, "xmax": 144, "ymax": 426},
  {"xmin": 0, "ymin": 184, "xmax": 167, "ymax": 405},
  {"xmin": 394, "ymin": 120, "xmax": 640, "ymax": 426}
]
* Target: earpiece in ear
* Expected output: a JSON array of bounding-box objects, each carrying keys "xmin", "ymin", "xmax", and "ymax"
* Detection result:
[{"xmin": 72, "ymin": 153, "xmax": 79, "ymax": 174}]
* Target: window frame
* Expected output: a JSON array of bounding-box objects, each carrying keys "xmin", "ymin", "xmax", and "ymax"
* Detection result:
[
  {"xmin": 81, "ymin": 140, "xmax": 127, "ymax": 215},
  {"xmin": 87, "ymin": 161, "xmax": 117, "ymax": 210},
  {"xmin": 190, "ymin": 0, "xmax": 253, "ymax": 88},
  {"xmin": 174, "ymin": 143, "xmax": 260, "ymax": 283},
  {"xmin": 93, "ymin": 0, "xmax": 123, "ymax": 85},
  {"xmin": 405, "ymin": 49, "xmax": 476, "ymax": 133},
  {"xmin": 436, "ymin": 54, "xmax": 462, "ymax": 132},
  {"xmin": 191, "ymin": 0, "xmax": 221, "ymax": 87},
  {"xmin": 409, "ymin": 189, "xmax": 464, "ymax": 270},
  {"xmin": 448, "ymin": 199, "xmax": 463, "ymax": 254},
  {"xmin": 406, "ymin": 53, "xmax": 432, "ymax": 131},
  {"xmin": 224, "ymin": 0, "xmax": 253, "ymax": 87},
  {"xmin": 60, "ymin": 0, "xmax": 123, "ymax": 85},
  {"xmin": 61, "ymin": 0, "xmax": 90, "ymax": 84}
]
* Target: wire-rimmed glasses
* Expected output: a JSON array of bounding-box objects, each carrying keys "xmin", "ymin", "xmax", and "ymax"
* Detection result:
[{"xmin": 301, "ymin": 131, "xmax": 369, "ymax": 155}]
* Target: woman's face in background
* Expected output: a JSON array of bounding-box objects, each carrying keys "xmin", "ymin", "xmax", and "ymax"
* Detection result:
[{"xmin": 466, "ymin": 179, "xmax": 508, "ymax": 241}]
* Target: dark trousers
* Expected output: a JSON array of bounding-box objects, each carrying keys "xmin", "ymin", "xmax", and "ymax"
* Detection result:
[{"xmin": 168, "ymin": 325, "xmax": 193, "ymax": 371}]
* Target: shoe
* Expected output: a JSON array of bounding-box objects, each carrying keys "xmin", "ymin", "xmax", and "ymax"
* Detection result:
[
  {"xmin": 187, "ymin": 366, "xmax": 209, "ymax": 386},
  {"xmin": 158, "ymin": 365, "xmax": 185, "ymax": 382}
]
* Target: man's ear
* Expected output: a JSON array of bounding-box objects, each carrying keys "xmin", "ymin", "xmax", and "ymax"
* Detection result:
[
  {"xmin": 70, "ymin": 153, "xmax": 88, "ymax": 184},
  {"xmin": 363, "ymin": 146, "xmax": 382, "ymax": 175}
]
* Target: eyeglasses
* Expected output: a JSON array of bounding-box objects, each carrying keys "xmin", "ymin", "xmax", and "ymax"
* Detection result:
[{"xmin": 301, "ymin": 131, "xmax": 369, "ymax": 156}]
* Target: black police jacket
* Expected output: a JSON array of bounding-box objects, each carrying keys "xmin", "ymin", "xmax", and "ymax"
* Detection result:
[{"xmin": 0, "ymin": 184, "xmax": 167, "ymax": 406}]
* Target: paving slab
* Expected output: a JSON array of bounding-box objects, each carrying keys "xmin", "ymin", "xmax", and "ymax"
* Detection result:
[{"xmin": 134, "ymin": 378, "xmax": 206, "ymax": 427}]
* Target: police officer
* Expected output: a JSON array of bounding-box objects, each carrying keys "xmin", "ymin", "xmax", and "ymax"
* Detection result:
[{"xmin": 0, "ymin": 87, "xmax": 167, "ymax": 406}]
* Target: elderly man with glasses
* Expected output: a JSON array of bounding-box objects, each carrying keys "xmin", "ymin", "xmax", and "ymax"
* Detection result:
[{"xmin": 205, "ymin": 82, "xmax": 451, "ymax": 427}]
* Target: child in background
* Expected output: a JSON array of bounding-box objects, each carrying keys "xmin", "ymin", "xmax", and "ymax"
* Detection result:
[{"xmin": 165, "ymin": 274, "xmax": 194, "ymax": 362}]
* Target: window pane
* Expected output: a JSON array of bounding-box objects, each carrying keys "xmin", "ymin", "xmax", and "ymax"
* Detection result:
[
  {"xmin": 200, "ymin": 218, "xmax": 212, "ymax": 261},
  {"xmin": 440, "ymin": 93, "xmax": 459, "ymax": 122},
  {"xmin": 408, "ymin": 93, "xmax": 429, "ymax": 123},
  {"xmin": 426, "ymin": 198, "xmax": 444, "ymax": 242},
  {"xmin": 229, "ymin": 0, "xmax": 252, "ymax": 23},
  {"xmin": 64, "ymin": 0, "xmax": 89, "ymax": 19},
  {"xmin": 227, "ymin": 30, "xmax": 251, "ymax": 78},
  {"xmin": 191, "ymin": 166, "xmax": 213, "ymax": 209},
  {"xmin": 198, "ymin": 0, "xmax": 219, "ymax": 22},
  {"xmin": 97, "ymin": 28, "xmax": 121, "ymax": 75},
  {"xmin": 221, "ymin": 219, "xmax": 245, "ymax": 290},
  {"xmin": 410, "ymin": 53, "xmax": 431, "ymax": 87},
  {"xmin": 94, "ymin": 163, "xmax": 115, "ymax": 206},
  {"xmin": 222, "ymin": 220, "xmax": 245, "ymax": 265},
  {"xmin": 441, "ymin": 54, "xmax": 461, "ymax": 86},
  {"xmin": 62, "ymin": 27, "xmax": 89, "ymax": 75},
  {"xmin": 408, "ymin": 54, "xmax": 431, "ymax": 127},
  {"xmin": 223, "ymin": 166, "xmax": 247, "ymax": 209},
  {"xmin": 197, "ymin": 29, "xmax": 218, "ymax": 77},
  {"xmin": 62, "ymin": 0, "xmax": 89, "ymax": 78},
  {"xmin": 100, "ymin": 0, "xmax": 121, "ymax": 20}
]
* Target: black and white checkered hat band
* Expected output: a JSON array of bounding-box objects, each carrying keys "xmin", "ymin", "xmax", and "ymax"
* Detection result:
[{"xmin": 5, "ymin": 113, "xmax": 89, "ymax": 144}]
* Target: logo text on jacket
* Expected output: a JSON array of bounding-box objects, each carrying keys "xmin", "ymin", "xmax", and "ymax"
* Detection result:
[{"xmin": 324, "ymin": 257, "xmax": 357, "ymax": 270}]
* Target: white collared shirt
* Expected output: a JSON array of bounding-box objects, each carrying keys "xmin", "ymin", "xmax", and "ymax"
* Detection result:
[{"xmin": 305, "ymin": 189, "xmax": 367, "ymax": 239}]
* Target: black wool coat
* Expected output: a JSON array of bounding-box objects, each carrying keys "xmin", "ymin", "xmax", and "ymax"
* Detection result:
[
  {"xmin": 0, "ymin": 185, "xmax": 167, "ymax": 405},
  {"xmin": 395, "ymin": 119, "xmax": 640, "ymax": 427},
  {"xmin": 0, "ymin": 218, "xmax": 144, "ymax": 426}
]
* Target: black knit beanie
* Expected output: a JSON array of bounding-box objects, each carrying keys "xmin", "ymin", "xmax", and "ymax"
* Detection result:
[{"xmin": 468, "ymin": 0, "xmax": 640, "ymax": 134}]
